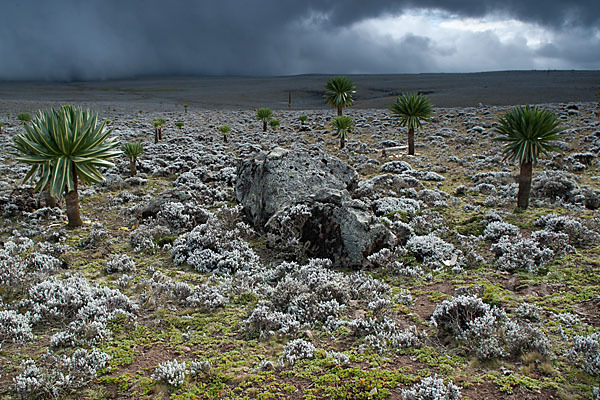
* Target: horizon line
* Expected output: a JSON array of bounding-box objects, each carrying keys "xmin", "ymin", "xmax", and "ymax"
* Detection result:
[{"xmin": 1, "ymin": 69, "xmax": 599, "ymax": 84}]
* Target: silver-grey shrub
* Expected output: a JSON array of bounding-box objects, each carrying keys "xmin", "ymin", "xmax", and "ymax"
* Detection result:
[
  {"xmin": 401, "ymin": 375, "xmax": 461, "ymax": 400},
  {"xmin": 129, "ymin": 222, "xmax": 171, "ymax": 252},
  {"xmin": 0, "ymin": 249, "xmax": 25, "ymax": 288},
  {"xmin": 373, "ymin": 197, "xmax": 421, "ymax": 216},
  {"xmin": 367, "ymin": 247, "xmax": 397, "ymax": 268},
  {"xmin": 27, "ymin": 275, "xmax": 136, "ymax": 347},
  {"xmin": 534, "ymin": 214, "xmax": 600, "ymax": 247},
  {"xmin": 12, "ymin": 349, "xmax": 110, "ymax": 398},
  {"xmin": 79, "ymin": 222, "xmax": 108, "ymax": 248},
  {"xmin": 408, "ymin": 211, "xmax": 445, "ymax": 236},
  {"xmin": 157, "ymin": 201, "xmax": 210, "ymax": 233},
  {"xmin": 350, "ymin": 317, "xmax": 424, "ymax": 352},
  {"xmin": 515, "ymin": 303, "xmax": 542, "ymax": 321},
  {"xmin": 243, "ymin": 302, "xmax": 300, "ymax": 337},
  {"xmin": 104, "ymin": 253, "xmax": 135, "ymax": 274},
  {"xmin": 0, "ymin": 310, "xmax": 33, "ymax": 344},
  {"xmin": 279, "ymin": 338, "xmax": 315, "ymax": 366},
  {"xmin": 243, "ymin": 259, "xmax": 391, "ymax": 337},
  {"xmin": 145, "ymin": 271, "xmax": 230, "ymax": 310},
  {"xmin": 569, "ymin": 332, "xmax": 600, "ymax": 376},
  {"xmin": 25, "ymin": 252, "xmax": 63, "ymax": 274},
  {"xmin": 483, "ymin": 221, "xmax": 520, "ymax": 241},
  {"xmin": 28, "ymin": 275, "xmax": 136, "ymax": 323},
  {"xmin": 172, "ymin": 217, "xmax": 260, "ymax": 274},
  {"xmin": 490, "ymin": 236, "xmax": 554, "ymax": 273},
  {"xmin": 431, "ymin": 295, "xmax": 498, "ymax": 339},
  {"xmin": 326, "ymin": 351, "xmax": 350, "ymax": 366},
  {"xmin": 503, "ymin": 320, "xmax": 550, "ymax": 357},
  {"xmin": 529, "ymin": 230, "xmax": 574, "ymax": 255},
  {"xmin": 431, "ymin": 295, "xmax": 550, "ymax": 359},
  {"xmin": 151, "ymin": 359, "xmax": 188, "ymax": 387},
  {"xmin": 406, "ymin": 234, "xmax": 457, "ymax": 268}
]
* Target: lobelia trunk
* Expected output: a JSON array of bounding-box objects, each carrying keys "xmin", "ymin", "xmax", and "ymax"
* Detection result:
[
  {"xmin": 337, "ymin": 106, "xmax": 342, "ymax": 116},
  {"xmin": 517, "ymin": 161, "xmax": 533, "ymax": 210},
  {"xmin": 407, "ymin": 127, "xmax": 415, "ymax": 155},
  {"xmin": 65, "ymin": 166, "xmax": 83, "ymax": 227},
  {"xmin": 158, "ymin": 128, "xmax": 162, "ymax": 140},
  {"xmin": 263, "ymin": 121, "xmax": 267, "ymax": 132},
  {"xmin": 340, "ymin": 136, "xmax": 345, "ymax": 149},
  {"xmin": 129, "ymin": 158, "xmax": 137, "ymax": 176},
  {"xmin": 154, "ymin": 128, "xmax": 159, "ymax": 144}
]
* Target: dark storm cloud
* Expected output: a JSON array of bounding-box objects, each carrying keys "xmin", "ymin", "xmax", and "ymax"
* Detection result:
[{"xmin": 0, "ymin": 0, "xmax": 598, "ymax": 80}]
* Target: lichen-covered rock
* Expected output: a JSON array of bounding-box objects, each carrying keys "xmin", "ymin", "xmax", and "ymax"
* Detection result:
[
  {"xmin": 236, "ymin": 147, "xmax": 395, "ymax": 267},
  {"xmin": 235, "ymin": 147, "xmax": 358, "ymax": 227}
]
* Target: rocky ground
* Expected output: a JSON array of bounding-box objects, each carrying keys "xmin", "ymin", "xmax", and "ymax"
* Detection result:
[{"xmin": 0, "ymin": 99, "xmax": 599, "ymax": 400}]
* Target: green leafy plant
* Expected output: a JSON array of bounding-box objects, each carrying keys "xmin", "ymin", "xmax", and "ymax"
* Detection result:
[
  {"xmin": 269, "ymin": 119, "xmax": 280, "ymax": 129},
  {"xmin": 152, "ymin": 118, "xmax": 166, "ymax": 143},
  {"xmin": 298, "ymin": 115, "xmax": 307, "ymax": 125},
  {"xmin": 17, "ymin": 113, "xmax": 32, "ymax": 124},
  {"xmin": 494, "ymin": 105, "xmax": 564, "ymax": 210},
  {"xmin": 324, "ymin": 76, "xmax": 356, "ymax": 116},
  {"xmin": 390, "ymin": 93, "xmax": 433, "ymax": 155},
  {"xmin": 256, "ymin": 108, "xmax": 273, "ymax": 132},
  {"xmin": 12, "ymin": 105, "xmax": 120, "ymax": 227},
  {"xmin": 121, "ymin": 142, "xmax": 144, "ymax": 177},
  {"xmin": 175, "ymin": 121, "xmax": 184, "ymax": 129},
  {"xmin": 330, "ymin": 116, "xmax": 354, "ymax": 149},
  {"xmin": 219, "ymin": 125, "xmax": 231, "ymax": 142}
]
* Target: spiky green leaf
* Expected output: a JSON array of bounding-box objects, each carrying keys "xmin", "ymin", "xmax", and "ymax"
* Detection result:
[
  {"xmin": 12, "ymin": 105, "xmax": 122, "ymax": 197},
  {"xmin": 390, "ymin": 93, "xmax": 433, "ymax": 132},
  {"xmin": 324, "ymin": 76, "xmax": 356, "ymax": 110},
  {"xmin": 255, "ymin": 108, "xmax": 273, "ymax": 122},
  {"xmin": 493, "ymin": 105, "xmax": 564, "ymax": 164},
  {"xmin": 330, "ymin": 116, "xmax": 354, "ymax": 140}
]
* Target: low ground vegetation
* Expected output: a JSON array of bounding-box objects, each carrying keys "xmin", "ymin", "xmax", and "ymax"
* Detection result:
[{"xmin": 0, "ymin": 101, "xmax": 598, "ymax": 399}]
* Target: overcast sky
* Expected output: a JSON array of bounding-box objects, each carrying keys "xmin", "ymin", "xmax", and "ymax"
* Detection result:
[{"xmin": 1, "ymin": 0, "xmax": 599, "ymax": 81}]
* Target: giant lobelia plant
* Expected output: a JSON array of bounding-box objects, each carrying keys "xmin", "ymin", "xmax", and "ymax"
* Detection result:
[
  {"xmin": 390, "ymin": 93, "xmax": 433, "ymax": 156},
  {"xmin": 494, "ymin": 105, "xmax": 564, "ymax": 210},
  {"xmin": 12, "ymin": 105, "xmax": 121, "ymax": 227},
  {"xmin": 121, "ymin": 142, "xmax": 144, "ymax": 177},
  {"xmin": 324, "ymin": 76, "xmax": 356, "ymax": 116},
  {"xmin": 330, "ymin": 116, "xmax": 354, "ymax": 149},
  {"xmin": 255, "ymin": 108, "xmax": 273, "ymax": 132}
]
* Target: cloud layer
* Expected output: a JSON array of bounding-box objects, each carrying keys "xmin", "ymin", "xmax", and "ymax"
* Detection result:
[{"xmin": 1, "ymin": 0, "xmax": 599, "ymax": 81}]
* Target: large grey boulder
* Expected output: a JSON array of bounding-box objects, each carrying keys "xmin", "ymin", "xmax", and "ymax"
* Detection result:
[
  {"xmin": 235, "ymin": 147, "xmax": 358, "ymax": 227},
  {"xmin": 235, "ymin": 147, "xmax": 395, "ymax": 267}
]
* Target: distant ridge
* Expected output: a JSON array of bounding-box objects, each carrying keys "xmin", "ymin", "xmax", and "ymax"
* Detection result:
[{"xmin": 0, "ymin": 70, "xmax": 598, "ymax": 110}]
